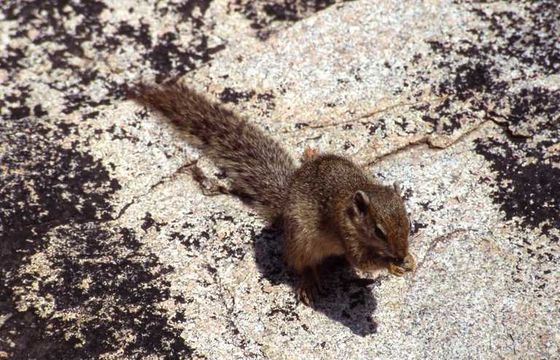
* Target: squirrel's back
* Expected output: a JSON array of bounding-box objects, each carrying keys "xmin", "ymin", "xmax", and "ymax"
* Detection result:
[{"xmin": 133, "ymin": 82, "xmax": 296, "ymax": 220}]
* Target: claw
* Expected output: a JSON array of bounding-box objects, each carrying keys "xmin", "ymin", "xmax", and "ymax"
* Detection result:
[
  {"xmin": 388, "ymin": 262, "xmax": 406, "ymax": 277},
  {"xmin": 402, "ymin": 254, "xmax": 417, "ymax": 272},
  {"xmin": 388, "ymin": 253, "xmax": 417, "ymax": 276},
  {"xmin": 297, "ymin": 284, "xmax": 315, "ymax": 307},
  {"xmin": 297, "ymin": 267, "xmax": 321, "ymax": 307}
]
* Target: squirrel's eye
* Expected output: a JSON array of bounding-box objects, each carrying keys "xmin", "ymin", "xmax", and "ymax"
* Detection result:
[{"xmin": 374, "ymin": 224, "xmax": 387, "ymax": 241}]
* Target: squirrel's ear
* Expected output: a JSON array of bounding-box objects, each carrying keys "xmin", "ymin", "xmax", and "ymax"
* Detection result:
[
  {"xmin": 393, "ymin": 181, "xmax": 402, "ymax": 196},
  {"xmin": 353, "ymin": 190, "xmax": 370, "ymax": 214}
]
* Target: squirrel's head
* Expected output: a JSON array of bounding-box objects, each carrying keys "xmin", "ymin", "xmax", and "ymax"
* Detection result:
[{"xmin": 343, "ymin": 182, "xmax": 410, "ymax": 267}]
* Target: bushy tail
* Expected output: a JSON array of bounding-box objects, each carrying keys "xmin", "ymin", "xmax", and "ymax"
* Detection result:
[{"xmin": 132, "ymin": 81, "xmax": 296, "ymax": 220}]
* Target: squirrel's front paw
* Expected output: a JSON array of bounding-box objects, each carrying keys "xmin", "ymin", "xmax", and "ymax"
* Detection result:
[
  {"xmin": 297, "ymin": 281, "xmax": 317, "ymax": 307},
  {"xmin": 296, "ymin": 268, "xmax": 322, "ymax": 307},
  {"xmin": 402, "ymin": 254, "xmax": 417, "ymax": 272},
  {"xmin": 388, "ymin": 254, "xmax": 416, "ymax": 276},
  {"xmin": 302, "ymin": 147, "xmax": 319, "ymax": 162},
  {"xmin": 388, "ymin": 263, "xmax": 407, "ymax": 277}
]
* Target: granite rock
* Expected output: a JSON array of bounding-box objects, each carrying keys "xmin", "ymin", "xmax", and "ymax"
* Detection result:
[{"xmin": 1, "ymin": 0, "xmax": 558, "ymax": 359}]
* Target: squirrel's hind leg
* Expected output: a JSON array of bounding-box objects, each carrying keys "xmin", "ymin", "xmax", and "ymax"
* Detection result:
[
  {"xmin": 190, "ymin": 164, "xmax": 230, "ymax": 196},
  {"xmin": 282, "ymin": 214, "xmax": 327, "ymax": 307},
  {"xmin": 297, "ymin": 266, "xmax": 322, "ymax": 307}
]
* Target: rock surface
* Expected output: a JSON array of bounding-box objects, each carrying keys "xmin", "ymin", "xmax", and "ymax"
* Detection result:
[{"xmin": 1, "ymin": 0, "xmax": 558, "ymax": 359}]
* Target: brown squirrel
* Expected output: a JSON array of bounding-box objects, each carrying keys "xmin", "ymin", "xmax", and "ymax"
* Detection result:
[{"xmin": 132, "ymin": 81, "xmax": 416, "ymax": 306}]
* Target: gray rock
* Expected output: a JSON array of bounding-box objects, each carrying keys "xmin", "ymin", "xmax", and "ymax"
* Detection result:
[{"xmin": 1, "ymin": 0, "xmax": 558, "ymax": 358}]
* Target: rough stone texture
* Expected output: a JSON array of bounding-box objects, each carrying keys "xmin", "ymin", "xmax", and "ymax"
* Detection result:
[{"xmin": 1, "ymin": 0, "xmax": 558, "ymax": 359}]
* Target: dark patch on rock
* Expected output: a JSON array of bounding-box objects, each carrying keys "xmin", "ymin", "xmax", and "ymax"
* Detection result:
[
  {"xmin": 267, "ymin": 307, "xmax": 301, "ymax": 321},
  {"xmin": 410, "ymin": 220, "xmax": 428, "ymax": 236},
  {"xmin": 174, "ymin": 0, "xmax": 213, "ymax": 24},
  {"xmin": 117, "ymin": 21, "xmax": 153, "ymax": 49},
  {"xmin": 230, "ymin": 0, "xmax": 352, "ymax": 39},
  {"xmin": 417, "ymin": 1, "xmax": 559, "ymax": 246},
  {"xmin": 0, "ymin": 116, "xmax": 134, "ymax": 357},
  {"xmin": 2, "ymin": 0, "xmax": 107, "ymax": 74},
  {"xmin": 54, "ymin": 121, "xmax": 77, "ymax": 136},
  {"xmin": 458, "ymin": 1, "xmax": 560, "ymax": 74},
  {"xmin": 451, "ymin": 62, "xmax": 498, "ymax": 100},
  {"xmin": 82, "ymin": 110, "xmax": 100, "ymax": 120},
  {"xmin": 172, "ymin": 310, "xmax": 187, "ymax": 323},
  {"xmin": 1, "ymin": 224, "xmax": 195, "ymax": 359},
  {"xmin": 0, "ymin": 121, "xmax": 118, "ymax": 243},
  {"xmin": 1, "ymin": 0, "xmax": 227, "ymax": 117},
  {"xmin": 219, "ymin": 87, "xmax": 256, "ymax": 104},
  {"xmin": 106, "ymin": 123, "xmax": 141, "ymax": 144},
  {"xmin": 475, "ymin": 88, "xmax": 559, "ymax": 241},
  {"xmin": 256, "ymin": 92, "xmax": 275, "ymax": 102},
  {"xmin": 416, "ymin": 200, "xmax": 444, "ymax": 212},
  {"xmin": 506, "ymin": 87, "xmax": 560, "ymax": 135},
  {"xmin": 394, "ymin": 116, "xmax": 417, "ymax": 134},
  {"xmin": 0, "ymin": 105, "xmax": 194, "ymax": 355},
  {"xmin": 0, "ymin": 46, "xmax": 26, "ymax": 72},
  {"xmin": 419, "ymin": 1, "xmax": 558, "ymax": 134},
  {"xmin": 6, "ymin": 106, "xmax": 31, "ymax": 120},
  {"xmin": 1, "ymin": 85, "xmax": 32, "ymax": 120},
  {"xmin": 61, "ymin": 93, "xmax": 112, "ymax": 115},
  {"xmin": 220, "ymin": 243, "xmax": 247, "ymax": 260},
  {"xmin": 367, "ymin": 118, "xmax": 387, "ymax": 136},
  {"xmin": 401, "ymin": 188, "xmax": 413, "ymax": 202},
  {"xmin": 147, "ymin": 31, "xmax": 226, "ymax": 83},
  {"xmin": 0, "ymin": 115, "xmax": 193, "ymax": 356},
  {"xmin": 33, "ymin": 104, "xmax": 48, "ymax": 117},
  {"xmin": 182, "ymin": 234, "xmax": 203, "ymax": 251},
  {"xmin": 141, "ymin": 212, "xmax": 167, "ymax": 232},
  {"xmin": 418, "ymin": 60, "xmax": 506, "ymax": 134},
  {"xmin": 255, "ymin": 91, "xmax": 277, "ymax": 114}
]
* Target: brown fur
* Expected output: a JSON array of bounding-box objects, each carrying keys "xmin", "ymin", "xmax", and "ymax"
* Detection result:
[
  {"xmin": 132, "ymin": 81, "xmax": 295, "ymax": 220},
  {"xmin": 132, "ymin": 81, "xmax": 414, "ymax": 306}
]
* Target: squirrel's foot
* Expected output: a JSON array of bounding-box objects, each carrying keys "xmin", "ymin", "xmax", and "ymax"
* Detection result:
[
  {"xmin": 402, "ymin": 253, "xmax": 417, "ymax": 272},
  {"xmin": 388, "ymin": 254, "xmax": 417, "ymax": 276},
  {"xmin": 302, "ymin": 147, "xmax": 319, "ymax": 162},
  {"xmin": 200, "ymin": 184, "xmax": 229, "ymax": 196},
  {"xmin": 297, "ymin": 283, "xmax": 316, "ymax": 307},
  {"xmin": 297, "ymin": 267, "xmax": 321, "ymax": 307},
  {"xmin": 191, "ymin": 165, "xmax": 230, "ymax": 196},
  {"xmin": 388, "ymin": 263, "xmax": 407, "ymax": 277}
]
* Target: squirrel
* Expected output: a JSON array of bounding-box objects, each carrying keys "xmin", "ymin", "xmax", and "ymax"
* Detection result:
[{"xmin": 132, "ymin": 81, "xmax": 416, "ymax": 306}]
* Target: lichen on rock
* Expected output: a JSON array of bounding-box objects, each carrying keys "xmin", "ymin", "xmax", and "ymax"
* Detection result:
[{"xmin": 1, "ymin": 0, "xmax": 558, "ymax": 358}]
